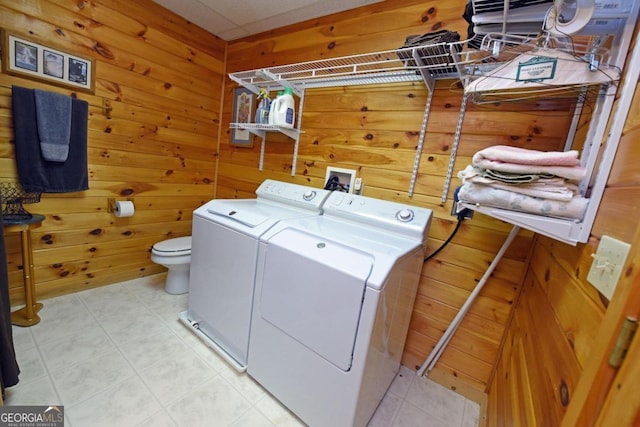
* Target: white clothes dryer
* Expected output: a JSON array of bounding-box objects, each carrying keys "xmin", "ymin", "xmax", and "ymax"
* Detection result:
[
  {"xmin": 248, "ymin": 192, "xmax": 433, "ymax": 427},
  {"xmin": 179, "ymin": 180, "xmax": 331, "ymax": 371}
]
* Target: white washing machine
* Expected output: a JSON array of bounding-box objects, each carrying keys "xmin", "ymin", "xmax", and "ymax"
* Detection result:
[
  {"xmin": 248, "ymin": 192, "xmax": 433, "ymax": 427},
  {"xmin": 179, "ymin": 179, "xmax": 331, "ymax": 371}
]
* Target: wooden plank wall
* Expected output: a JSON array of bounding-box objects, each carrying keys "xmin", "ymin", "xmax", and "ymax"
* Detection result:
[
  {"xmin": 0, "ymin": 1, "xmax": 225, "ymax": 300},
  {"xmin": 224, "ymin": 0, "xmax": 578, "ymax": 400},
  {"xmin": 486, "ymin": 32, "xmax": 640, "ymax": 427},
  {"xmin": 1, "ymin": 0, "xmax": 629, "ymax": 420}
]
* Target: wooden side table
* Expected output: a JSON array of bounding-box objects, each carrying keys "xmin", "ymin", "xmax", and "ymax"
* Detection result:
[{"xmin": 3, "ymin": 214, "xmax": 45, "ymax": 327}]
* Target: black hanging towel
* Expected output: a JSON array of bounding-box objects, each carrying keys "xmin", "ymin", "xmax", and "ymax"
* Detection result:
[{"xmin": 12, "ymin": 86, "xmax": 89, "ymax": 193}]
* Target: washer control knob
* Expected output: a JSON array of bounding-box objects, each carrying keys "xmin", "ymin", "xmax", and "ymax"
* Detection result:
[
  {"xmin": 303, "ymin": 190, "xmax": 316, "ymax": 201},
  {"xmin": 396, "ymin": 209, "xmax": 414, "ymax": 222}
]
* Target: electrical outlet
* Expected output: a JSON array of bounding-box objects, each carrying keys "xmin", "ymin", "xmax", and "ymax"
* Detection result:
[
  {"xmin": 587, "ymin": 235, "xmax": 631, "ymax": 300},
  {"xmin": 450, "ymin": 200, "xmax": 473, "ymax": 219},
  {"xmin": 354, "ymin": 177, "xmax": 362, "ymax": 190}
]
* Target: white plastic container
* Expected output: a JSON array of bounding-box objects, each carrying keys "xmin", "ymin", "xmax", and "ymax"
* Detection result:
[
  {"xmin": 271, "ymin": 87, "xmax": 295, "ymax": 128},
  {"xmin": 268, "ymin": 91, "xmax": 283, "ymax": 125}
]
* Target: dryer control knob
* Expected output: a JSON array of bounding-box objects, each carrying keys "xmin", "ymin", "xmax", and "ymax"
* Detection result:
[
  {"xmin": 396, "ymin": 209, "xmax": 414, "ymax": 222},
  {"xmin": 303, "ymin": 190, "xmax": 316, "ymax": 201}
]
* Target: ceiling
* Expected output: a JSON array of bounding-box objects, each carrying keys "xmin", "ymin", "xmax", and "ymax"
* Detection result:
[{"xmin": 152, "ymin": 0, "xmax": 384, "ymax": 41}]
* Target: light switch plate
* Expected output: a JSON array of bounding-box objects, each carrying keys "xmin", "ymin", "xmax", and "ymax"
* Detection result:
[{"xmin": 587, "ymin": 235, "xmax": 631, "ymax": 300}]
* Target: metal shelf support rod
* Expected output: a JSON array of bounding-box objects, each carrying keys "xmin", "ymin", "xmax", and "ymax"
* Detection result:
[
  {"xmin": 442, "ymin": 93, "xmax": 469, "ymax": 203},
  {"xmin": 409, "ymin": 89, "xmax": 435, "ymax": 196},
  {"xmin": 417, "ymin": 224, "xmax": 521, "ymax": 377}
]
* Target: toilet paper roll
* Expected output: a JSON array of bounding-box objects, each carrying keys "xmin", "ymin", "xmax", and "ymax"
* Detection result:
[{"xmin": 114, "ymin": 200, "xmax": 135, "ymax": 217}]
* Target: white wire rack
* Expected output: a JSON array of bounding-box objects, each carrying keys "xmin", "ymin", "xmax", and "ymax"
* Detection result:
[
  {"xmin": 228, "ymin": 42, "xmax": 478, "ymax": 94},
  {"xmin": 450, "ymin": 32, "xmax": 619, "ymax": 102},
  {"xmin": 228, "ymin": 123, "xmax": 299, "ymax": 140},
  {"xmin": 229, "ymin": 33, "xmax": 617, "ymax": 96},
  {"xmin": 228, "ymin": 31, "xmax": 620, "ymax": 200},
  {"xmin": 228, "ymin": 40, "xmax": 481, "ymax": 179}
]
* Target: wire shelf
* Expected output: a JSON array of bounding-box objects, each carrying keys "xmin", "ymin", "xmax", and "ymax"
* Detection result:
[
  {"xmin": 0, "ymin": 182, "xmax": 41, "ymax": 220},
  {"xmin": 450, "ymin": 33, "xmax": 620, "ymax": 103},
  {"xmin": 229, "ymin": 122, "xmax": 300, "ymax": 140},
  {"xmin": 230, "ymin": 32, "xmax": 619, "ymax": 106},
  {"xmin": 229, "ymin": 41, "xmax": 482, "ymax": 93}
]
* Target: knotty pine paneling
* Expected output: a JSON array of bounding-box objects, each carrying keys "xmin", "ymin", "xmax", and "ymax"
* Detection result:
[
  {"xmin": 0, "ymin": 0, "xmax": 224, "ymax": 301},
  {"xmin": 489, "ymin": 269, "xmax": 584, "ymax": 426},
  {"xmin": 223, "ymin": 0, "xmax": 579, "ymax": 401},
  {"xmin": 528, "ymin": 238, "xmax": 605, "ymax": 368}
]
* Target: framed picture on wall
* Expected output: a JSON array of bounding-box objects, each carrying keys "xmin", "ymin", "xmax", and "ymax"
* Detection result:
[
  {"xmin": 43, "ymin": 49, "xmax": 64, "ymax": 78},
  {"xmin": 230, "ymin": 87, "xmax": 255, "ymax": 147},
  {"xmin": 1, "ymin": 29, "xmax": 95, "ymax": 93}
]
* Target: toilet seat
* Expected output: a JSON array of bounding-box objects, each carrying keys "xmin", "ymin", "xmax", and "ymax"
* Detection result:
[{"xmin": 152, "ymin": 236, "xmax": 192, "ymax": 256}]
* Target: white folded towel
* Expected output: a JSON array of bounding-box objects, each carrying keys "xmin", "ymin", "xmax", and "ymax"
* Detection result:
[{"xmin": 457, "ymin": 182, "xmax": 588, "ymax": 220}]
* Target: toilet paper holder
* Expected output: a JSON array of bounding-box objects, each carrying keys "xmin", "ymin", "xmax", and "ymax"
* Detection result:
[{"xmin": 107, "ymin": 197, "xmax": 134, "ymax": 213}]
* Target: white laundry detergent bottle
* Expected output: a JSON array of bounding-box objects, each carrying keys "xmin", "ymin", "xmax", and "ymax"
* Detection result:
[
  {"xmin": 271, "ymin": 87, "xmax": 295, "ymax": 128},
  {"xmin": 268, "ymin": 91, "xmax": 283, "ymax": 125}
]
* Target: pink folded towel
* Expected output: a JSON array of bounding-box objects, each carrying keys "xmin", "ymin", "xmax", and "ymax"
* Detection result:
[
  {"xmin": 473, "ymin": 145, "xmax": 580, "ymax": 166},
  {"xmin": 472, "ymin": 146, "xmax": 586, "ymax": 181},
  {"xmin": 458, "ymin": 165, "xmax": 578, "ymax": 201}
]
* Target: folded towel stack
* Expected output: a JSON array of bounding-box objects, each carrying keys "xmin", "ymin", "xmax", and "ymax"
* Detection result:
[{"xmin": 457, "ymin": 145, "xmax": 589, "ymax": 220}]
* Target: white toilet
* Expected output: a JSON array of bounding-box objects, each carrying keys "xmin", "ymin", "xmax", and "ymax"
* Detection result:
[{"xmin": 151, "ymin": 236, "xmax": 192, "ymax": 294}]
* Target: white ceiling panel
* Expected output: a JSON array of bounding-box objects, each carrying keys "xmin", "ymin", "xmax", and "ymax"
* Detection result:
[
  {"xmin": 153, "ymin": 0, "xmax": 237, "ymax": 33},
  {"xmin": 152, "ymin": 0, "xmax": 384, "ymax": 41},
  {"xmin": 200, "ymin": 0, "xmax": 320, "ymax": 26}
]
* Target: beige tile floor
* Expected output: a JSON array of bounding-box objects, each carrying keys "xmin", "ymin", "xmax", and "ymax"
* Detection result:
[{"xmin": 6, "ymin": 274, "xmax": 480, "ymax": 427}]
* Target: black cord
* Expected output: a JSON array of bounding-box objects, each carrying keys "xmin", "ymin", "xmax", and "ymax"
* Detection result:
[
  {"xmin": 324, "ymin": 175, "xmax": 348, "ymax": 192},
  {"xmin": 423, "ymin": 216, "xmax": 464, "ymax": 263},
  {"xmin": 424, "ymin": 185, "xmax": 470, "ymax": 263}
]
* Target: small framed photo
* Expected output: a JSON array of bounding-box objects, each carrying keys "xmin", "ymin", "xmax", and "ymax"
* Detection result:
[
  {"xmin": 324, "ymin": 167, "xmax": 357, "ymax": 193},
  {"xmin": 13, "ymin": 40, "xmax": 37, "ymax": 71},
  {"xmin": 1, "ymin": 29, "xmax": 94, "ymax": 93},
  {"xmin": 230, "ymin": 87, "xmax": 255, "ymax": 147},
  {"xmin": 43, "ymin": 49, "xmax": 64, "ymax": 78},
  {"xmin": 68, "ymin": 57, "xmax": 89, "ymax": 84}
]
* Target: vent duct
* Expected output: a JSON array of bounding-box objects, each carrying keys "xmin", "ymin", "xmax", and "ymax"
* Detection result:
[
  {"xmin": 470, "ymin": 0, "xmax": 631, "ymax": 37},
  {"xmin": 544, "ymin": 0, "xmax": 631, "ymax": 36},
  {"xmin": 471, "ymin": 0, "xmax": 554, "ymax": 35}
]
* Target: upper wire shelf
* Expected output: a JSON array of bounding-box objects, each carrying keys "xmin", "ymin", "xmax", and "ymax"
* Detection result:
[
  {"xmin": 228, "ymin": 41, "xmax": 480, "ymax": 94},
  {"xmin": 229, "ymin": 31, "xmax": 618, "ymax": 102}
]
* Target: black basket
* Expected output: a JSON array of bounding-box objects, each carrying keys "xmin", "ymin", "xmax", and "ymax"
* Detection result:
[
  {"xmin": 0, "ymin": 182, "xmax": 41, "ymax": 220},
  {"xmin": 396, "ymin": 30, "xmax": 462, "ymax": 75}
]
